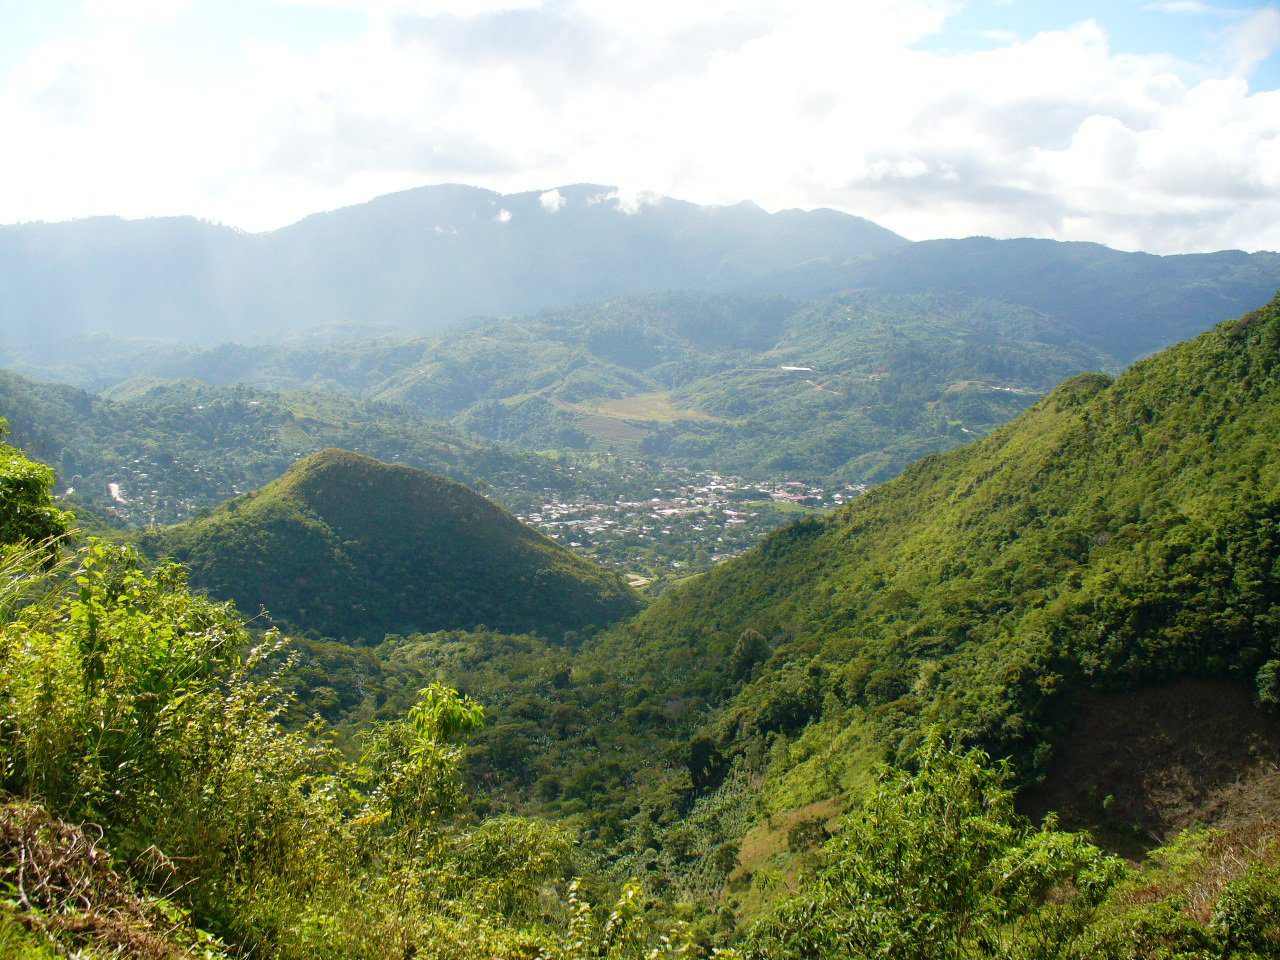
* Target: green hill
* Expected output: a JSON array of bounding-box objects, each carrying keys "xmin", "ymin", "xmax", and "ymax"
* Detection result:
[
  {"xmin": 144, "ymin": 449, "xmax": 639, "ymax": 641},
  {"xmin": 0, "ymin": 372, "xmax": 584, "ymax": 527},
  {"xmin": 44, "ymin": 290, "xmax": 1115, "ymax": 484},
  {"xmin": 422, "ymin": 291, "xmax": 1280, "ymax": 900},
  {"xmin": 611, "ymin": 289, "xmax": 1280, "ymax": 771}
]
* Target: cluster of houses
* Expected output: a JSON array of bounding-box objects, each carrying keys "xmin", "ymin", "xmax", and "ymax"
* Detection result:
[{"xmin": 519, "ymin": 471, "xmax": 867, "ymax": 576}]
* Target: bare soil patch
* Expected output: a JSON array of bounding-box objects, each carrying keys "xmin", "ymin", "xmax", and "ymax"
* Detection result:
[{"xmin": 1021, "ymin": 679, "xmax": 1280, "ymax": 857}]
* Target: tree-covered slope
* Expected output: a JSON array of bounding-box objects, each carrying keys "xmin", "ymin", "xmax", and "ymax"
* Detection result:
[
  {"xmin": 145, "ymin": 449, "xmax": 639, "ymax": 641},
  {"xmin": 757, "ymin": 237, "xmax": 1280, "ymax": 360},
  {"xmin": 370, "ymin": 290, "xmax": 1117, "ymax": 481},
  {"xmin": 42, "ymin": 291, "xmax": 1109, "ymax": 484},
  {"xmin": 0, "ymin": 372, "xmax": 582, "ymax": 527},
  {"xmin": 555, "ymin": 291, "xmax": 1280, "ymax": 849}
]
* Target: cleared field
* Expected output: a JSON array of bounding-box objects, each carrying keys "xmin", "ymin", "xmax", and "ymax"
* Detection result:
[
  {"xmin": 573, "ymin": 391, "xmax": 723, "ymax": 423},
  {"xmin": 944, "ymin": 380, "xmax": 1037, "ymax": 395},
  {"xmin": 573, "ymin": 413, "xmax": 650, "ymax": 451}
]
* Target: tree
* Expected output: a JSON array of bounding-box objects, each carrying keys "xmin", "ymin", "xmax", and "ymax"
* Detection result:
[
  {"xmin": 729, "ymin": 628, "xmax": 770, "ymax": 679},
  {"xmin": 357, "ymin": 683, "xmax": 485, "ymax": 843},
  {"xmin": 745, "ymin": 732, "xmax": 1124, "ymax": 960},
  {"xmin": 0, "ymin": 425, "xmax": 73, "ymax": 548},
  {"xmin": 1256, "ymin": 659, "xmax": 1280, "ymax": 707},
  {"xmin": 687, "ymin": 734, "xmax": 727, "ymax": 792}
]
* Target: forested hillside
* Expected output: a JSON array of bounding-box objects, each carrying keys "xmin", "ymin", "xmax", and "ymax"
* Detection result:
[
  {"xmin": 549, "ymin": 290, "xmax": 1280, "ymax": 872},
  {"xmin": 3, "ymin": 286, "xmax": 1280, "ymax": 955},
  {"xmin": 280, "ymin": 292, "xmax": 1278, "ymax": 930},
  {"xmin": 373, "ymin": 291, "xmax": 1113, "ymax": 482},
  {"xmin": 0, "ymin": 372, "xmax": 576, "ymax": 526},
  {"xmin": 142, "ymin": 449, "xmax": 639, "ymax": 640},
  {"xmin": 236, "ymin": 293, "xmax": 1280, "ymax": 957}
]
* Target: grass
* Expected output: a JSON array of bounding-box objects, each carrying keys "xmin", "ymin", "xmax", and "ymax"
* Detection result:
[
  {"xmin": 726, "ymin": 797, "xmax": 845, "ymax": 922},
  {"xmin": 572, "ymin": 414, "xmax": 650, "ymax": 451},
  {"xmin": 571, "ymin": 392, "xmax": 724, "ymax": 424},
  {"xmin": 761, "ymin": 501, "xmax": 827, "ymax": 516}
]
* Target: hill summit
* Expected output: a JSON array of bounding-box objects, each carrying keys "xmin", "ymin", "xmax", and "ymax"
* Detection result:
[{"xmin": 146, "ymin": 449, "xmax": 639, "ymax": 640}]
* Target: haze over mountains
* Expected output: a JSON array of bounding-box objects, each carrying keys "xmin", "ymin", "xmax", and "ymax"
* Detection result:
[
  {"xmin": 4, "ymin": 182, "xmax": 1278, "ymax": 359},
  {"xmin": 0, "ymin": 183, "xmax": 905, "ymax": 345},
  {"xmin": 3, "ymin": 174, "xmax": 1280, "ymax": 955}
]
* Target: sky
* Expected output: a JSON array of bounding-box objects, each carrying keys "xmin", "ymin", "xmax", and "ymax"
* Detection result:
[{"xmin": 1, "ymin": 0, "xmax": 1278, "ymax": 253}]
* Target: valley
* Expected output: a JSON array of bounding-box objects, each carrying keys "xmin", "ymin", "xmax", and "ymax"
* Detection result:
[
  {"xmin": 512, "ymin": 469, "xmax": 853, "ymax": 587},
  {"xmin": 2, "ymin": 185, "xmax": 1280, "ymax": 959},
  {"xmin": 0, "ymin": 366, "xmax": 846, "ymax": 583},
  {"xmin": 7, "ymin": 0, "xmax": 1280, "ymax": 951}
]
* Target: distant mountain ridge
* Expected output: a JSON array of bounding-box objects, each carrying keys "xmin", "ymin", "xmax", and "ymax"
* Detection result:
[
  {"xmin": 142, "ymin": 449, "xmax": 640, "ymax": 641},
  {"xmin": 756, "ymin": 237, "xmax": 1280, "ymax": 358},
  {"xmin": 4, "ymin": 291, "xmax": 1115, "ymax": 485},
  {"xmin": 0, "ymin": 183, "xmax": 905, "ymax": 345}
]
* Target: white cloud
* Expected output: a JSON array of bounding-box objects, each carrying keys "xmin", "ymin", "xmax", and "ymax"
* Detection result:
[
  {"xmin": 280, "ymin": 0, "xmax": 543, "ymax": 14},
  {"xmin": 585, "ymin": 188, "xmax": 662, "ymax": 214},
  {"xmin": 0, "ymin": 0, "xmax": 1276, "ymax": 252},
  {"xmin": 1225, "ymin": 7, "xmax": 1280, "ymax": 76},
  {"xmin": 539, "ymin": 188, "xmax": 565, "ymax": 212},
  {"xmin": 494, "ymin": 207, "xmax": 512, "ymax": 222}
]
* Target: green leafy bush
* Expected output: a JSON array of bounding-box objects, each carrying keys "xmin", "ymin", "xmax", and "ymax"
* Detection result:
[{"xmin": 745, "ymin": 733, "xmax": 1123, "ymax": 960}]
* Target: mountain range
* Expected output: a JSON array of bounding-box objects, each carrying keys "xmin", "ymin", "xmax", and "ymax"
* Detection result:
[
  {"xmin": 4, "ymin": 183, "xmax": 1278, "ymax": 361},
  {"xmin": 0, "ymin": 183, "xmax": 904, "ymax": 345}
]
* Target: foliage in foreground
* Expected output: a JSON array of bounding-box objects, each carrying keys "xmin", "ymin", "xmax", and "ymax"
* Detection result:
[
  {"xmin": 4, "ymin": 354, "xmax": 1280, "ymax": 958},
  {"xmin": 2, "ymin": 529, "xmax": 1277, "ymax": 957},
  {"xmin": 744, "ymin": 734, "xmax": 1280, "ymax": 960},
  {"xmin": 744, "ymin": 734, "xmax": 1123, "ymax": 959},
  {"xmin": 0, "ymin": 503, "xmax": 682, "ymax": 958}
]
